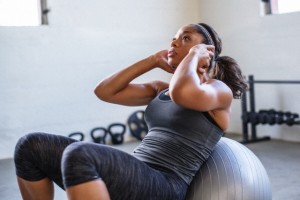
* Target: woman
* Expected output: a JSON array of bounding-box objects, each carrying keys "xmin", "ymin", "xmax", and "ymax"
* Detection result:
[{"xmin": 14, "ymin": 23, "xmax": 248, "ymax": 200}]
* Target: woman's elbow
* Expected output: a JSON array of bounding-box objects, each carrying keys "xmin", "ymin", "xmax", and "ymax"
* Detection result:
[
  {"xmin": 94, "ymin": 87, "xmax": 103, "ymax": 100},
  {"xmin": 169, "ymin": 86, "xmax": 186, "ymax": 106},
  {"xmin": 94, "ymin": 83, "xmax": 108, "ymax": 101}
]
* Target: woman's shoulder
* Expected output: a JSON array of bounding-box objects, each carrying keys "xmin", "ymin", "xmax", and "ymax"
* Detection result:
[
  {"xmin": 148, "ymin": 80, "xmax": 169, "ymax": 95},
  {"xmin": 205, "ymin": 79, "xmax": 232, "ymax": 95}
]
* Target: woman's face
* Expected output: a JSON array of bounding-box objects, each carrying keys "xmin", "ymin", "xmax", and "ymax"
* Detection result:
[{"xmin": 167, "ymin": 25, "xmax": 205, "ymax": 68}]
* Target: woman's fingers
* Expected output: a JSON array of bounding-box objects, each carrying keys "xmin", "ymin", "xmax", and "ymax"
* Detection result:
[
  {"xmin": 154, "ymin": 50, "xmax": 175, "ymax": 73},
  {"xmin": 161, "ymin": 62, "xmax": 176, "ymax": 73},
  {"xmin": 206, "ymin": 44, "xmax": 215, "ymax": 52}
]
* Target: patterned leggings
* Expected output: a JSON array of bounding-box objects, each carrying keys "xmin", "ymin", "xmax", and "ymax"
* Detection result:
[{"xmin": 14, "ymin": 132, "xmax": 188, "ymax": 200}]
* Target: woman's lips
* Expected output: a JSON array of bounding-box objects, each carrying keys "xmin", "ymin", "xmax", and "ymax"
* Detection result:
[{"xmin": 168, "ymin": 50, "xmax": 176, "ymax": 57}]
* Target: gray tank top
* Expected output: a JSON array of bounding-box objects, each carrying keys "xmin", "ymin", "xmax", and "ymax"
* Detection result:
[{"xmin": 133, "ymin": 89, "xmax": 224, "ymax": 184}]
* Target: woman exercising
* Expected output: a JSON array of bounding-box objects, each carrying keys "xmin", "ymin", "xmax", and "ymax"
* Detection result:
[{"xmin": 14, "ymin": 23, "xmax": 248, "ymax": 200}]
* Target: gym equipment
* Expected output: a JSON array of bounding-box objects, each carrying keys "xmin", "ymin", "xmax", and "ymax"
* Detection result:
[
  {"xmin": 257, "ymin": 110, "xmax": 269, "ymax": 124},
  {"xmin": 251, "ymin": 112, "xmax": 260, "ymax": 124},
  {"xmin": 285, "ymin": 112, "xmax": 299, "ymax": 126},
  {"xmin": 242, "ymin": 109, "xmax": 300, "ymax": 127},
  {"xmin": 241, "ymin": 75, "xmax": 300, "ymax": 143},
  {"xmin": 257, "ymin": 109, "xmax": 277, "ymax": 125},
  {"xmin": 185, "ymin": 137, "xmax": 272, "ymax": 200},
  {"xmin": 90, "ymin": 127, "xmax": 108, "ymax": 144},
  {"xmin": 108, "ymin": 123, "xmax": 126, "ymax": 145},
  {"xmin": 275, "ymin": 111, "xmax": 284, "ymax": 124},
  {"xmin": 68, "ymin": 132, "xmax": 84, "ymax": 141},
  {"xmin": 127, "ymin": 110, "xmax": 148, "ymax": 140}
]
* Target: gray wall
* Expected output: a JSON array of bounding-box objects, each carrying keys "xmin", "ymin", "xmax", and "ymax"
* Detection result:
[
  {"xmin": 198, "ymin": 0, "xmax": 300, "ymax": 141},
  {"xmin": 0, "ymin": 0, "xmax": 201, "ymax": 159}
]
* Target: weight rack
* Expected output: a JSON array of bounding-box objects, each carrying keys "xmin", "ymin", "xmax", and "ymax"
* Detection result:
[{"xmin": 241, "ymin": 75, "xmax": 300, "ymax": 144}]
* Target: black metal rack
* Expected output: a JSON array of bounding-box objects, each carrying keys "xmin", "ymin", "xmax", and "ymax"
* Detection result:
[{"xmin": 241, "ymin": 75, "xmax": 300, "ymax": 144}]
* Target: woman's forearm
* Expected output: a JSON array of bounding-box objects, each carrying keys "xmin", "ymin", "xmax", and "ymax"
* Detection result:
[
  {"xmin": 94, "ymin": 56, "xmax": 157, "ymax": 101},
  {"xmin": 169, "ymin": 51, "xmax": 201, "ymax": 99},
  {"xmin": 169, "ymin": 43, "xmax": 214, "ymax": 106}
]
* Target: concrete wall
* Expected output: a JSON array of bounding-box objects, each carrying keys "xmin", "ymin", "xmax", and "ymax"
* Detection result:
[
  {"xmin": 198, "ymin": 0, "xmax": 300, "ymax": 141},
  {"xmin": 0, "ymin": 0, "xmax": 200, "ymax": 159}
]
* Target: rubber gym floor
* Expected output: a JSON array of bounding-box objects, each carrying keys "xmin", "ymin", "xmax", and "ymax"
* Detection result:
[{"xmin": 1, "ymin": 133, "xmax": 300, "ymax": 200}]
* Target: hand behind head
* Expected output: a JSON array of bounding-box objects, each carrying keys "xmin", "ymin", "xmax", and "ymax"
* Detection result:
[{"xmin": 152, "ymin": 50, "xmax": 175, "ymax": 73}]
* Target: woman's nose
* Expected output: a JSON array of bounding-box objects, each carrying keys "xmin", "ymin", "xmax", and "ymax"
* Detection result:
[{"xmin": 171, "ymin": 39, "xmax": 179, "ymax": 47}]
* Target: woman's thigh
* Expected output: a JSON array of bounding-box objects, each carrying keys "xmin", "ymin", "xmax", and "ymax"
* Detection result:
[
  {"xmin": 62, "ymin": 142, "xmax": 188, "ymax": 200},
  {"xmin": 14, "ymin": 132, "xmax": 78, "ymax": 189}
]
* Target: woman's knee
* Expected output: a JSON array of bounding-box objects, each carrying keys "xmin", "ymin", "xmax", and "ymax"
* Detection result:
[
  {"xmin": 14, "ymin": 132, "xmax": 51, "ymax": 180},
  {"xmin": 14, "ymin": 132, "xmax": 78, "ymax": 186},
  {"xmin": 63, "ymin": 142, "xmax": 88, "ymax": 159},
  {"xmin": 62, "ymin": 142, "xmax": 98, "ymax": 169},
  {"xmin": 14, "ymin": 132, "xmax": 46, "ymax": 161},
  {"xmin": 61, "ymin": 142, "xmax": 102, "ymax": 187}
]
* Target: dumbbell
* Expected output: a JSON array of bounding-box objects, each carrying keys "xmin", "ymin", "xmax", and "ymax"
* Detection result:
[
  {"xmin": 275, "ymin": 111, "xmax": 285, "ymax": 124},
  {"xmin": 285, "ymin": 112, "xmax": 300, "ymax": 126},
  {"xmin": 266, "ymin": 109, "xmax": 277, "ymax": 125},
  {"xmin": 257, "ymin": 110, "xmax": 270, "ymax": 124},
  {"xmin": 257, "ymin": 109, "xmax": 277, "ymax": 125}
]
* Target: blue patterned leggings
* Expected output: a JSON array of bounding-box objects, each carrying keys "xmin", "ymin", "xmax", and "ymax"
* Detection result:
[{"xmin": 14, "ymin": 133, "xmax": 188, "ymax": 200}]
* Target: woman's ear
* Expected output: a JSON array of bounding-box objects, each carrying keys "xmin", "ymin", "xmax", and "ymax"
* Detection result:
[{"xmin": 197, "ymin": 65, "xmax": 207, "ymax": 75}]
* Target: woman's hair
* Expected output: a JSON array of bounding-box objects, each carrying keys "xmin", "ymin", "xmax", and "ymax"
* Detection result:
[{"xmin": 193, "ymin": 23, "xmax": 248, "ymax": 99}]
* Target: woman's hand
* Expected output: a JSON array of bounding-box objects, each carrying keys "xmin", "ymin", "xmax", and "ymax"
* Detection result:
[
  {"xmin": 150, "ymin": 50, "xmax": 175, "ymax": 73},
  {"xmin": 189, "ymin": 44, "xmax": 215, "ymax": 74},
  {"xmin": 94, "ymin": 51, "xmax": 170, "ymax": 106}
]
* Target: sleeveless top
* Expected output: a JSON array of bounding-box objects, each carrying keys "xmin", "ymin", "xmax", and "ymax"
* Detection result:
[{"xmin": 133, "ymin": 89, "xmax": 224, "ymax": 185}]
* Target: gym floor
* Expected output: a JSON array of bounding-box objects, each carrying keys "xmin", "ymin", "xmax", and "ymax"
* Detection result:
[{"xmin": 1, "ymin": 134, "xmax": 300, "ymax": 200}]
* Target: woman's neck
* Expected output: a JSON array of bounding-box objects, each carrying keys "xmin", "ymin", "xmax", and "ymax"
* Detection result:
[{"xmin": 198, "ymin": 72, "xmax": 210, "ymax": 84}]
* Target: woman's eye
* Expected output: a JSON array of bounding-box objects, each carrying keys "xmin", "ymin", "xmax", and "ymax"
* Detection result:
[{"xmin": 183, "ymin": 36, "xmax": 190, "ymax": 41}]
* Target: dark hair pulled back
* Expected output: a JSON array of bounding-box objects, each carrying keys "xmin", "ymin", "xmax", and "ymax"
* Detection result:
[{"xmin": 193, "ymin": 23, "xmax": 248, "ymax": 99}]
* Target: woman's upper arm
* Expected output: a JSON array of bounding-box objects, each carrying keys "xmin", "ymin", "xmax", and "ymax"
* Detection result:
[
  {"xmin": 170, "ymin": 80, "xmax": 232, "ymax": 112},
  {"xmin": 95, "ymin": 81, "xmax": 169, "ymax": 106}
]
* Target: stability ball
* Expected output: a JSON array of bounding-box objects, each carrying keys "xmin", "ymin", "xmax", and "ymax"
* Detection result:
[{"xmin": 185, "ymin": 137, "xmax": 272, "ymax": 200}]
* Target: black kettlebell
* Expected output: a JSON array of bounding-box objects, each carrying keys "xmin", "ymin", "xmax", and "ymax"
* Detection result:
[
  {"xmin": 90, "ymin": 127, "xmax": 108, "ymax": 144},
  {"xmin": 68, "ymin": 132, "xmax": 85, "ymax": 141},
  {"xmin": 108, "ymin": 123, "xmax": 126, "ymax": 145}
]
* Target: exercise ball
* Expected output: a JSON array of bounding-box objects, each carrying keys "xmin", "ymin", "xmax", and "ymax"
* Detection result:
[{"xmin": 185, "ymin": 137, "xmax": 272, "ymax": 200}]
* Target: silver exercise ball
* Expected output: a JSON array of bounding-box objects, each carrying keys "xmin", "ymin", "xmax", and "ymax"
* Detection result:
[{"xmin": 185, "ymin": 137, "xmax": 272, "ymax": 200}]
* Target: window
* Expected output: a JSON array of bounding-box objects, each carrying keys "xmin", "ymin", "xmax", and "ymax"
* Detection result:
[
  {"xmin": 273, "ymin": 0, "xmax": 300, "ymax": 14},
  {"xmin": 0, "ymin": 0, "xmax": 49, "ymax": 26},
  {"xmin": 261, "ymin": 0, "xmax": 300, "ymax": 15}
]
